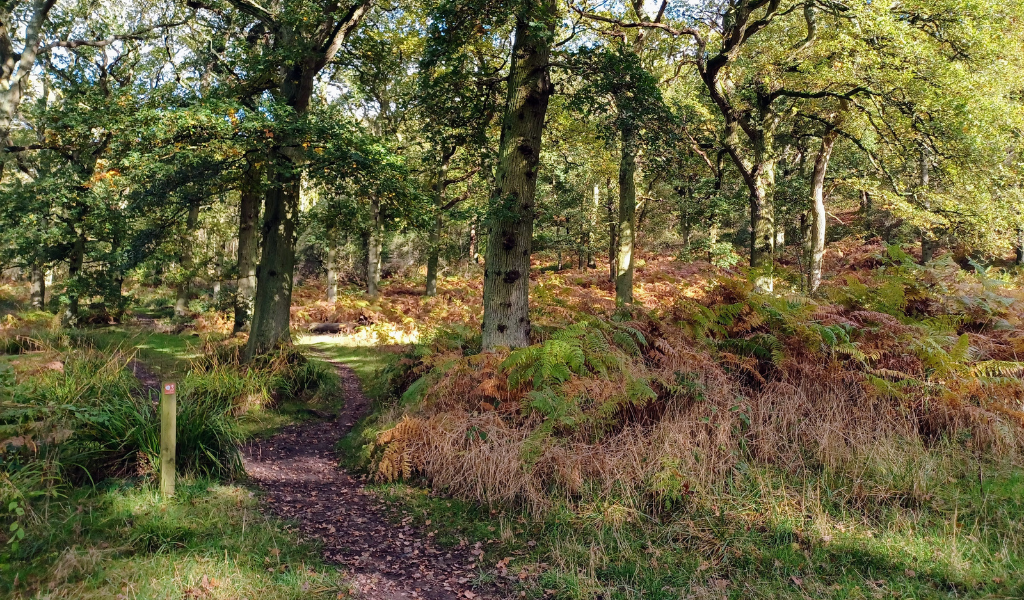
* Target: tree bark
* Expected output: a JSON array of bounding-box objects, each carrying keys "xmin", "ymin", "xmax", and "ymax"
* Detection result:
[
  {"xmin": 481, "ymin": 0, "xmax": 556, "ymax": 351},
  {"xmin": 242, "ymin": 0, "xmax": 374, "ymax": 359},
  {"xmin": 587, "ymin": 183, "xmax": 598, "ymax": 268},
  {"xmin": 800, "ymin": 212, "xmax": 811, "ymax": 291},
  {"xmin": 469, "ymin": 218, "xmax": 479, "ymax": 264},
  {"xmin": 606, "ymin": 178, "xmax": 617, "ymax": 282},
  {"xmin": 616, "ymin": 125, "xmax": 638, "ymax": 305},
  {"xmin": 809, "ymin": 129, "xmax": 840, "ymax": 293},
  {"xmin": 367, "ymin": 193, "xmax": 382, "ymax": 297},
  {"xmin": 1016, "ymin": 222, "xmax": 1024, "ymax": 266},
  {"xmin": 859, "ymin": 189, "xmax": 872, "ymax": 214},
  {"xmin": 919, "ymin": 147, "xmax": 938, "ymax": 265},
  {"xmin": 233, "ymin": 156, "xmax": 260, "ymax": 334},
  {"xmin": 749, "ymin": 167, "xmax": 776, "ymax": 271},
  {"xmin": 61, "ymin": 229, "xmax": 85, "ymax": 327},
  {"xmin": 174, "ymin": 204, "xmax": 201, "ymax": 318},
  {"xmin": 326, "ymin": 241, "xmax": 338, "ymax": 303},
  {"xmin": 29, "ymin": 263, "xmax": 45, "ymax": 309},
  {"xmin": 246, "ymin": 160, "xmax": 300, "ymax": 358}
]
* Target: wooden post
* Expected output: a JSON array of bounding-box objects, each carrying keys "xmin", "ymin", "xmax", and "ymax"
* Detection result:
[{"xmin": 160, "ymin": 381, "xmax": 177, "ymax": 497}]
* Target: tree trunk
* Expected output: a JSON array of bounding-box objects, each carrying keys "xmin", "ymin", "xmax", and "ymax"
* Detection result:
[
  {"xmin": 246, "ymin": 160, "xmax": 300, "ymax": 359},
  {"xmin": 1016, "ymin": 222, "xmax": 1024, "ymax": 266},
  {"xmin": 556, "ymin": 225, "xmax": 562, "ymax": 271},
  {"xmin": 809, "ymin": 128, "xmax": 840, "ymax": 293},
  {"xmin": 426, "ymin": 154, "xmax": 452, "ymax": 296},
  {"xmin": 326, "ymin": 242, "xmax": 338, "ymax": 303},
  {"xmin": 749, "ymin": 170, "xmax": 776, "ymax": 270},
  {"xmin": 606, "ymin": 179, "xmax": 617, "ymax": 282},
  {"xmin": 174, "ymin": 204, "xmax": 201, "ymax": 318},
  {"xmin": 242, "ymin": 2, "xmax": 374, "ymax": 359},
  {"xmin": 233, "ymin": 156, "xmax": 260, "ymax": 334},
  {"xmin": 859, "ymin": 189, "xmax": 872, "ymax": 214},
  {"xmin": 800, "ymin": 212, "xmax": 811, "ymax": 291},
  {"xmin": 919, "ymin": 147, "xmax": 937, "ymax": 265},
  {"xmin": 616, "ymin": 126, "xmax": 638, "ymax": 305},
  {"xmin": 469, "ymin": 217, "xmax": 479, "ymax": 264},
  {"xmin": 29, "ymin": 263, "xmax": 45, "ymax": 309},
  {"xmin": 367, "ymin": 194, "xmax": 383, "ymax": 297},
  {"xmin": 425, "ymin": 212, "xmax": 442, "ymax": 296},
  {"xmin": 62, "ymin": 230, "xmax": 85, "ymax": 327},
  {"xmin": 587, "ymin": 183, "xmax": 598, "ymax": 268},
  {"xmin": 481, "ymin": 0, "xmax": 556, "ymax": 351}
]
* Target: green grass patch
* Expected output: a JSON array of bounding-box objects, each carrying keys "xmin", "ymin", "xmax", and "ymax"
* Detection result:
[
  {"xmin": 78, "ymin": 326, "xmax": 204, "ymax": 375},
  {"xmin": 1, "ymin": 477, "xmax": 350, "ymax": 599},
  {"xmin": 298, "ymin": 335, "xmax": 391, "ymax": 388},
  {"xmin": 368, "ymin": 462, "xmax": 1024, "ymax": 599}
]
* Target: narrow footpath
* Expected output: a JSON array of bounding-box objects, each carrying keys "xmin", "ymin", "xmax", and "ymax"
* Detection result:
[{"xmin": 241, "ymin": 359, "xmax": 504, "ymax": 600}]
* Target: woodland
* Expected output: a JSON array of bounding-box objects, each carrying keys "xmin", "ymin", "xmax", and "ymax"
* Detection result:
[{"xmin": 1, "ymin": 0, "xmax": 1024, "ymax": 598}]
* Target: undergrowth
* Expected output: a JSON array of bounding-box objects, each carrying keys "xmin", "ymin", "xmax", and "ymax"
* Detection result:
[{"xmin": 343, "ymin": 249, "xmax": 1024, "ymax": 598}]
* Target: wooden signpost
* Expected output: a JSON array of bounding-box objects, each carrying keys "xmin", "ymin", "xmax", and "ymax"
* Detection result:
[{"xmin": 160, "ymin": 381, "xmax": 176, "ymax": 497}]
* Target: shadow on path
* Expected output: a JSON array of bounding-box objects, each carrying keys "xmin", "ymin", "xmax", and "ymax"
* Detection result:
[{"xmin": 242, "ymin": 355, "xmax": 505, "ymax": 600}]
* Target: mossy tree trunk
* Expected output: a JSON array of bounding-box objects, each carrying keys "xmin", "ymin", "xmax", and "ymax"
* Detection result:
[
  {"xmin": 615, "ymin": 125, "xmax": 638, "ymax": 305},
  {"xmin": 233, "ymin": 156, "xmax": 260, "ymax": 333},
  {"xmin": 29, "ymin": 263, "xmax": 45, "ymax": 309},
  {"xmin": 247, "ymin": 160, "xmax": 301, "ymax": 358},
  {"xmin": 481, "ymin": 0, "xmax": 557, "ymax": 351},
  {"xmin": 243, "ymin": 0, "xmax": 374, "ymax": 360}
]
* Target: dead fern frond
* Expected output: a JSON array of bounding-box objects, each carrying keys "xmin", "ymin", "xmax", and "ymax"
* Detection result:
[{"xmin": 374, "ymin": 417, "xmax": 425, "ymax": 482}]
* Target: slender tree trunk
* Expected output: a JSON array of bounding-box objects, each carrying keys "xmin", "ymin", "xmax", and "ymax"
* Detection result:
[
  {"xmin": 556, "ymin": 225, "xmax": 562, "ymax": 271},
  {"xmin": 425, "ymin": 212, "xmax": 442, "ymax": 296},
  {"xmin": 606, "ymin": 179, "xmax": 617, "ymax": 282},
  {"xmin": 175, "ymin": 204, "xmax": 201, "ymax": 318},
  {"xmin": 587, "ymin": 183, "xmax": 598, "ymax": 268},
  {"xmin": 367, "ymin": 194, "xmax": 382, "ymax": 297},
  {"xmin": 326, "ymin": 242, "xmax": 338, "ymax": 303},
  {"xmin": 246, "ymin": 159, "xmax": 300, "ymax": 358},
  {"xmin": 1016, "ymin": 222, "xmax": 1024, "ymax": 266},
  {"xmin": 426, "ymin": 155, "xmax": 451, "ymax": 296},
  {"xmin": 859, "ymin": 189, "xmax": 872, "ymax": 214},
  {"xmin": 481, "ymin": 0, "xmax": 556, "ymax": 351},
  {"xmin": 919, "ymin": 147, "xmax": 938, "ymax": 265},
  {"xmin": 799, "ymin": 212, "xmax": 811, "ymax": 291},
  {"xmin": 809, "ymin": 128, "xmax": 840, "ymax": 293},
  {"xmin": 469, "ymin": 218, "xmax": 479, "ymax": 264},
  {"xmin": 62, "ymin": 230, "xmax": 85, "ymax": 327},
  {"xmin": 30, "ymin": 263, "xmax": 45, "ymax": 309},
  {"xmin": 233, "ymin": 156, "xmax": 260, "ymax": 334},
  {"xmin": 616, "ymin": 126, "xmax": 638, "ymax": 305}
]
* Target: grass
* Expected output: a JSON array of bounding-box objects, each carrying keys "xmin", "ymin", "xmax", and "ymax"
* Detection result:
[
  {"xmin": 1, "ymin": 477, "xmax": 350, "ymax": 599},
  {"xmin": 367, "ymin": 460, "xmax": 1024, "ymax": 599},
  {"xmin": 79, "ymin": 326, "xmax": 205, "ymax": 376},
  {"xmin": 297, "ymin": 334, "xmax": 392, "ymax": 387}
]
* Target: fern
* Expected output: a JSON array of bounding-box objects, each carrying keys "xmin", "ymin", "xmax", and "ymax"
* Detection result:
[
  {"xmin": 718, "ymin": 333, "xmax": 785, "ymax": 365},
  {"xmin": 971, "ymin": 361, "xmax": 1024, "ymax": 378},
  {"xmin": 374, "ymin": 417, "xmax": 424, "ymax": 482},
  {"xmin": 502, "ymin": 317, "xmax": 637, "ymax": 389}
]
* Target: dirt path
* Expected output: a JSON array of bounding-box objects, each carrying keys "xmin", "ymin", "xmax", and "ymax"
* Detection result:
[{"xmin": 241, "ymin": 358, "xmax": 505, "ymax": 600}]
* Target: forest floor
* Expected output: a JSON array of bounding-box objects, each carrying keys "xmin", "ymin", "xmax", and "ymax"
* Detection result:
[{"xmin": 241, "ymin": 354, "xmax": 506, "ymax": 600}]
